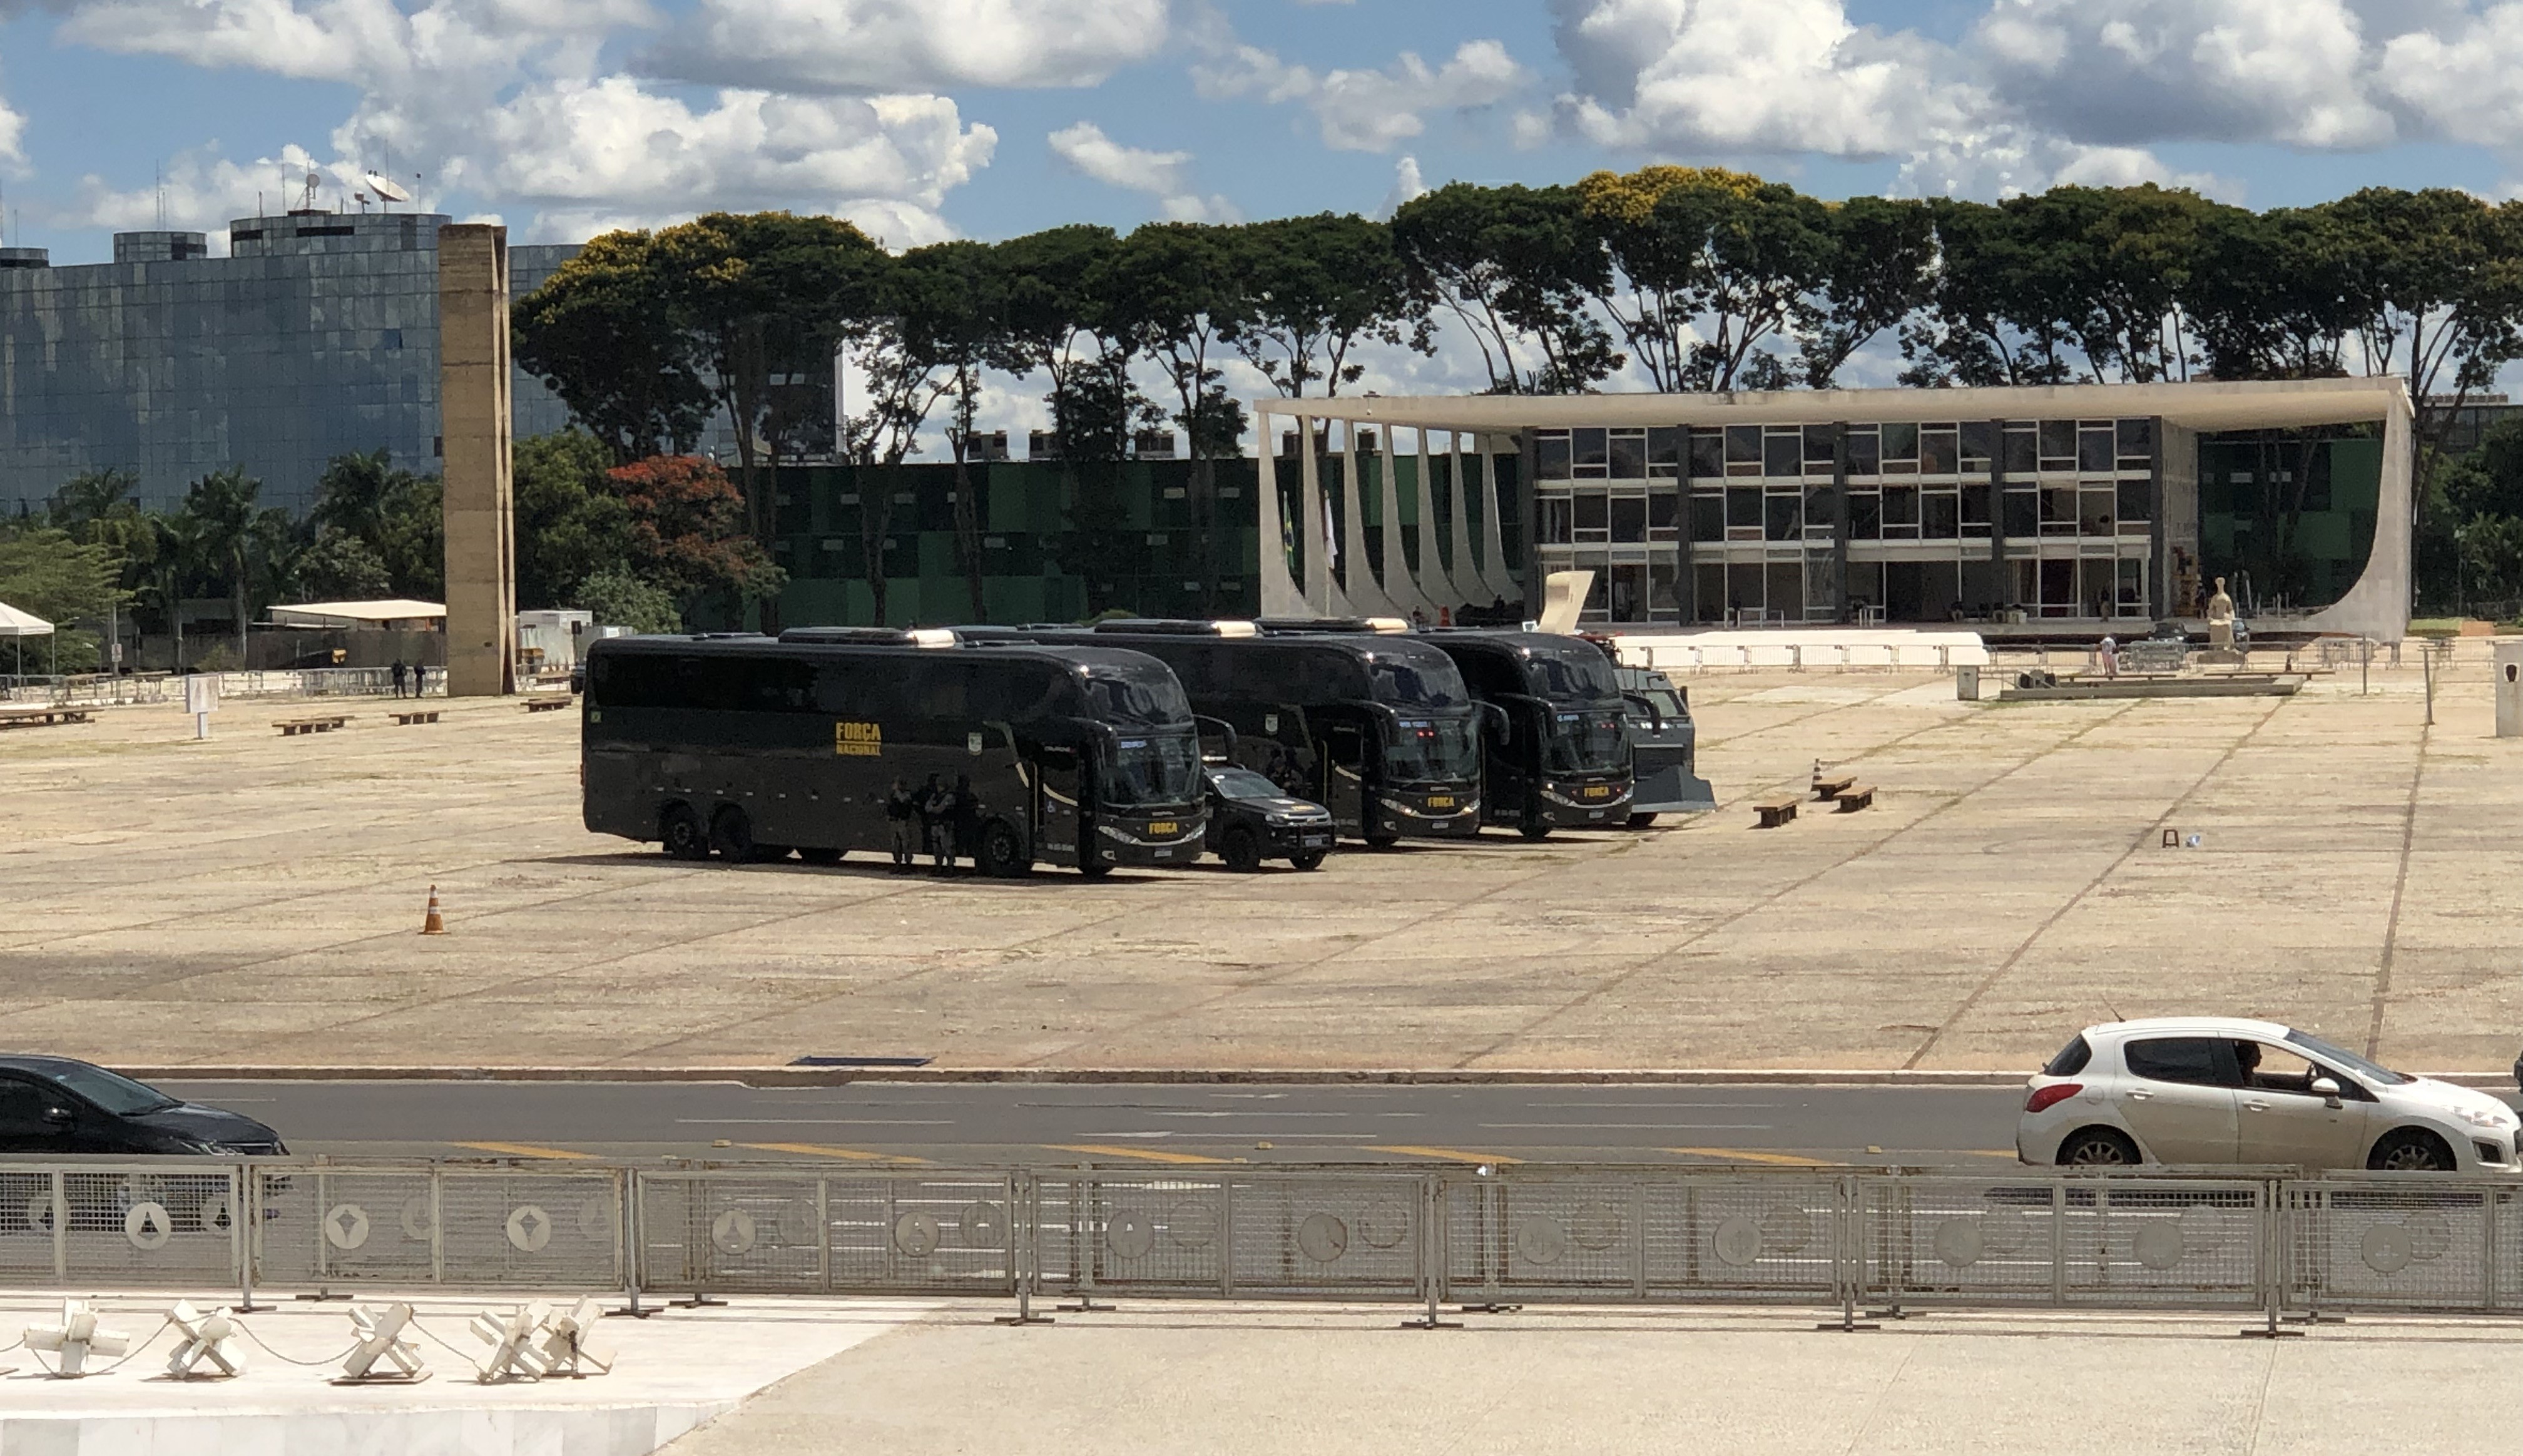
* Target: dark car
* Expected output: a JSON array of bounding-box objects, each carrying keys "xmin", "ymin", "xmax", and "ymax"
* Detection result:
[
  {"xmin": 0, "ymin": 1056, "xmax": 287, "ymax": 1156},
  {"xmin": 1615, "ymin": 666, "xmax": 1715, "ymax": 827},
  {"xmin": 1203, "ymin": 765, "xmax": 1336, "ymax": 872}
]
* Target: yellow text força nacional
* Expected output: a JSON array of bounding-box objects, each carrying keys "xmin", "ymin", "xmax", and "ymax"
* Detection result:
[{"xmin": 834, "ymin": 721, "xmax": 883, "ymax": 756}]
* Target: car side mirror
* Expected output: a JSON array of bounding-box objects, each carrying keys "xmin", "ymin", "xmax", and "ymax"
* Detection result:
[{"xmin": 2309, "ymin": 1076, "xmax": 2343, "ymax": 1107}]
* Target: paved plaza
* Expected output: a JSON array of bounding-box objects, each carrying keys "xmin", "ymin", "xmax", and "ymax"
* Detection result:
[
  {"xmin": 1, "ymin": 646, "xmax": 2517, "ymax": 1074},
  {"xmin": 660, "ymin": 1301, "xmax": 2523, "ymax": 1456}
]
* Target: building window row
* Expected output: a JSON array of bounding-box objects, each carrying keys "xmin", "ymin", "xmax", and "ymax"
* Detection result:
[{"xmin": 1533, "ymin": 418, "xmax": 2157, "ymax": 484}]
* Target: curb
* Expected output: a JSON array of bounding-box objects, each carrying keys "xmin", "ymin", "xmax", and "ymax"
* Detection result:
[{"xmin": 128, "ymin": 1065, "xmax": 2523, "ymax": 1091}]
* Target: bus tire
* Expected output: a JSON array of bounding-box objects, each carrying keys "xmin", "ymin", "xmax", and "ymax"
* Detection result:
[
  {"xmin": 1626, "ymin": 812, "xmax": 1659, "ymax": 829},
  {"xmin": 1289, "ymin": 850, "xmax": 1327, "ymax": 871},
  {"xmin": 977, "ymin": 819, "xmax": 1031, "ymax": 878},
  {"xmin": 1364, "ymin": 828, "xmax": 1400, "ymax": 848},
  {"xmin": 1078, "ymin": 859, "xmax": 1113, "ymax": 878},
  {"xmin": 709, "ymin": 806, "xmax": 757, "ymax": 862},
  {"xmin": 660, "ymin": 804, "xmax": 711, "ymax": 862},
  {"xmin": 1518, "ymin": 810, "xmax": 1552, "ymax": 842},
  {"xmin": 1217, "ymin": 825, "xmax": 1265, "ymax": 872}
]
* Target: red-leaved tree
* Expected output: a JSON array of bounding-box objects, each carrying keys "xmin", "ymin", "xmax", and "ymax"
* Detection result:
[{"xmin": 608, "ymin": 456, "xmax": 785, "ymax": 613}]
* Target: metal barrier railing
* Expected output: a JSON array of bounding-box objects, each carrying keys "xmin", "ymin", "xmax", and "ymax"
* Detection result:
[{"xmin": 3, "ymin": 1158, "xmax": 2520, "ymax": 1325}]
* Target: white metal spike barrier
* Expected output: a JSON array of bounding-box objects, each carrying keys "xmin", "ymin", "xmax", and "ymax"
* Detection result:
[
  {"xmin": 338, "ymin": 1301, "xmax": 429, "ymax": 1384},
  {"xmin": 26, "ymin": 1299, "xmax": 133, "ymax": 1376},
  {"xmin": 471, "ymin": 1301, "xmax": 554, "ymax": 1382},
  {"xmin": 166, "ymin": 1300, "xmax": 248, "ymax": 1378},
  {"xmin": 535, "ymin": 1297, "xmax": 614, "ymax": 1377}
]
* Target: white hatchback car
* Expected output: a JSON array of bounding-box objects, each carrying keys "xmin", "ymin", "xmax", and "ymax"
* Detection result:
[{"xmin": 2019, "ymin": 1017, "xmax": 2522, "ymax": 1173}]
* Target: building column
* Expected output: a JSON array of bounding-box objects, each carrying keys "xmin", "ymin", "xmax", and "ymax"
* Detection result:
[
  {"xmin": 1830, "ymin": 422, "xmax": 1851, "ymax": 624},
  {"xmin": 2147, "ymin": 415, "xmax": 2166, "ymax": 620},
  {"xmin": 437, "ymin": 224, "xmax": 514, "ymax": 697},
  {"xmin": 1984, "ymin": 417, "xmax": 2008, "ymax": 616},
  {"xmin": 1672, "ymin": 421, "xmax": 1695, "ymax": 626},
  {"xmin": 1256, "ymin": 407, "xmax": 1306, "ymax": 619}
]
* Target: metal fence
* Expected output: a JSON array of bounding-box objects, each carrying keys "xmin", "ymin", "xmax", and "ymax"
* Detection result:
[{"xmin": 8, "ymin": 1158, "xmax": 2523, "ymax": 1323}]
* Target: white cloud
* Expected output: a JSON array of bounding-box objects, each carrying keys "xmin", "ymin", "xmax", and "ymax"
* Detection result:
[
  {"xmin": 2378, "ymin": 4, "xmax": 2523, "ymax": 149},
  {"xmin": 46, "ymin": 143, "xmax": 340, "ymax": 243},
  {"xmin": 1046, "ymin": 120, "xmax": 1235, "ymax": 222},
  {"xmin": 1197, "ymin": 37, "xmax": 1527, "ymax": 152},
  {"xmin": 1377, "ymin": 155, "xmax": 1424, "ymax": 219},
  {"xmin": 648, "ymin": 0, "xmax": 1171, "ymax": 93},
  {"xmin": 41, "ymin": 0, "xmax": 997, "ymax": 243}
]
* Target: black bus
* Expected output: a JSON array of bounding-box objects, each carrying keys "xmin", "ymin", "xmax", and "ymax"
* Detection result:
[
  {"xmin": 1423, "ymin": 631, "xmax": 1633, "ymax": 839},
  {"xmin": 581, "ymin": 629, "xmax": 1208, "ymax": 876},
  {"xmin": 963, "ymin": 621, "xmax": 1487, "ymax": 845}
]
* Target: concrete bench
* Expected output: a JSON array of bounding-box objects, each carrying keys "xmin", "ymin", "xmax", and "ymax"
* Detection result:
[
  {"xmin": 1810, "ymin": 774, "xmax": 1855, "ymax": 802},
  {"xmin": 1833, "ymin": 784, "xmax": 1876, "ymax": 813},
  {"xmin": 0, "ymin": 706, "xmax": 91, "ymax": 730},
  {"xmin": 522, "ymin": 695, "xmax": 574, "ymax": 713},
  {"xmin": 387, "ymin": 710, "xmax": 441, "ymax": 726},
  {"xmin": 1754, "ymin": 795, "xmax": 1800, "ymax": 829},
  {"xmin": 273, "ymin": 715, "xmax": 349, "ymax": 736}
]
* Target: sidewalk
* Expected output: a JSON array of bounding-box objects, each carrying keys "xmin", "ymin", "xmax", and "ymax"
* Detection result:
[{"xmin": 665, "ymin": 1301, "xmax": 2523, "ymax": 1455}]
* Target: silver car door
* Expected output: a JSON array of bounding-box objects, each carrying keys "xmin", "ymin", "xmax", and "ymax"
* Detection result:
[{"xmin": 2115, "ymin": 1036, "xmax": 2241, "ymax": 1163}]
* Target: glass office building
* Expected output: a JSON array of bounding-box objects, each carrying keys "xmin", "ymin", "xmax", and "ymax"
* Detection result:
[{"xmin": 0, "ymin": 213, "xmax": 577, "ymax": 514}]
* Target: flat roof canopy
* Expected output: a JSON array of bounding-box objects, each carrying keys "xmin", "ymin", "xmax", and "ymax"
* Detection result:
[
  {"xmin": 1253, "ymin": 377, "xmax": 2413, "ymax": 434},
  {"xmin": 268, "ymin": 599, "xmax": 446, "ymax": 628}
]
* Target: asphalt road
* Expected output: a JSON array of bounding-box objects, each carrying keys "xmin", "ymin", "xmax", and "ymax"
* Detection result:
[{"xmin": 151, "ymin": 1079, "xmax": 2032, "ymax": 1169}]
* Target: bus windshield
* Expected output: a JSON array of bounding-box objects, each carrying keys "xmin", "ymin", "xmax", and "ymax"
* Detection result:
[
  {"xmin": 1522, "ymin": 648, "xmax": 1621, "ymax": 705},
  {"xmin": 1083, "ymin": 667, "xmax": 1192, "ymax": 726},
  {"xmin": 1544, "ymin": 710, "xmax": 1628, "ymax": 775},
  {"xmin": 1102, "ymin": 733, "xmax": 1203, "ymax": 810},
  {"xmin": 1367, "ymin": 656, "xmax": 1469, "ymax": 709},
  {"xmin": 1384, "ymin": 715, "xmax": 1481, "ymax": 786}
]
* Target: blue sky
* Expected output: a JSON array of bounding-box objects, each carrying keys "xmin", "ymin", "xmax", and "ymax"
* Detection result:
[{"xmin": 5, "ymin": 0, "xmax": 2523, "ymax": 268}]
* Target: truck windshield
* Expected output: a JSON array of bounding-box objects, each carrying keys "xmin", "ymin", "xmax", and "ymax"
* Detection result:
[
  {"xmin": 1083, "ymin": 667, "xmax": 1192, "ymax": 726},
  {"xmin": 1626, "ymin": 688, "xmax": 1686, "ymax": 722},
  {"xmin": 1383, "ymin": 715, "xmax": 1481, "ymax": 786},
  {"xmin": 1103, "ymin": 733, "xmax": 1203, "ymax": 810},
  {"xmin": 1544, "ymin": 710, "xmax": 1628, "ymax": 775}
]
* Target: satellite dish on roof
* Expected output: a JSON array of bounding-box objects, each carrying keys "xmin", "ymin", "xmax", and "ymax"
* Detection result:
[{"xmin": 364, "ymin": 171, "xmax": 411, "ymax": 204}]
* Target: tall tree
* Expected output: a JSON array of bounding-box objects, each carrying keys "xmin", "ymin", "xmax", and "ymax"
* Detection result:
[
  {"xmin": 1108, "ymin": 223, "xmax": 1253, "ymax": 610},
  {"xmin": 513, "ymin": 432, "xmax": 633, "ymax": 610},
  {"xmin": 1390, "ymin": 183, "xmax": 1622, "ymax": 394},
  {"xmin": 1797, "ymin": 196, "xmax": 1934, "ymax": 388},
  {"xmin": 1227, "ymin": 213, "xmax": 1432, "ymax": 397},
  {"xmin": 608, "ymin": 456, "xmax": 785, "ymax": 617},
  {"xmin": 890, "ymin": 239, "xmax": 1007, "ymax": 621},
  {"xmin": 514, "ymin": 230, "xmax": 716, "ymax": 463},
  {"xmin": 181, "ymin": 466, "xmax": 262, "ymax": 657},
  {"xmin": 1574, "ymin": 166, "xmax": 1833, "ymax": 391},
  {"xmin": 2184, "ymin": 205, "xmax": 2361, "ymax": 381},
  {"xmin": 2326, "ymin": 188, "xmax": 2523, "ymax": 482}
]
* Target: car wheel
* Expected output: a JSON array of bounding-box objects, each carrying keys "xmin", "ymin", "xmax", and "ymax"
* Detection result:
[
  {"xmin": 2056, "ymin": 1128, "xmax": 2142, "ymax": 1167},
  {"xmin": 2367, "ymin": 1128, "xmax": 2456, "ymax": 1172},
  {"xmin": 797, "ymin": 847, "xmax": 843, "ymax": 866},
  {"xmin": 660, "ymin": 804, "xmax": 710, "ymax": 862},
  {"xmin": 1626, "ymin": 812, "xmax": 1660, "ymax": 829},
  {"xmin": 1289, "ymin": 850, "xmax": 1327, "ymax": 871},
  {"xmin": 1215, "ymin": 825, "xmax": 1264, "ymax": 872},
  {"xmin": 709, "ymin": 807, "xmax": 756, "ymax": 862},
  {"xmin": 977, "ymin": 819, "xmax": 1032, "ymax": 878}
]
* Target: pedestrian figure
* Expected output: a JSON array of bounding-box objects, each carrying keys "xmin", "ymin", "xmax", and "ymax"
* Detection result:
[
  {"xmin": 884, "ymin": 778, "xmax": 917, "ymax": 872},
  {"xmin": 389, "ymin": 659, "xmax": 407, "ymax": 699},
  {"xmin": 2099, "ymin": 635, "xmax": 2119, "ymax": 680},
  {"xmin": 410, "ymin": 663, "xmax": 426, "ymax": 696},
  {"xmin": 919, "ymin": 773, "xmax": 954, "ymax": 873},
  {"xmin": 951, "ymin": 774, "xmax": 983, "ymax": 875}
]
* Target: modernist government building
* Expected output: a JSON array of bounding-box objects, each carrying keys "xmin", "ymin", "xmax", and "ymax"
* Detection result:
[
  {"xmin": 0, "ymin": 211, "xmax": 575, "ymax": 515},
  {"xmin": 0, "ymin": 211, "xmax": 2413, "ymax": 640}
]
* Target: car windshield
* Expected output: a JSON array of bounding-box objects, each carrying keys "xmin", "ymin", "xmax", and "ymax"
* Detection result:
[
  {"xmin": 1544, "ymin": 710, "xmax": 1628, "ymax": 774},
  {"xmin": 1083, "ymin": 668, "xmax": 1191, "ymax": 726},
  {"xmin": 1366, "ymin": 655, "xmax": 1469, "ymax": 709},
  {"xmin": 1209, "ymin": 766, "xmax": 1290, "ymax": 800},
  {"xmin": 2285, "ymin": 1029, "xmax": 2410, "ymax": 1086},
  {"xmin": 1625, "ymin": 688, "xmax": 1686, "ymax": 723},
  {"xmin": 1383, "ymin": 715, "xmax": 1481, "ymax": 786},
  {"xmin": 1102, "ymin": 733, "xmax": 1202, "ymax": 810},
  {"xmin": 46, "ymin": 1062, "xmax": 178, "ymax": 1116}
]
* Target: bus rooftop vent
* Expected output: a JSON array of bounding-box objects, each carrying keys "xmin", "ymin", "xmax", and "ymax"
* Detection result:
[
  {"xmin": 1090, "ymin": 619, "xmax": 1255, "ymax": 637},
  {"xmin": 778, "ymin": 626, "xmax": 937, "ymax": 646}
]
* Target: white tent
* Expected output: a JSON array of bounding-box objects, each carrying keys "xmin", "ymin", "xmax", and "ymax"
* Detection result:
[{"xmin": 0, "ymin": 600, "xmax": 52, "ymax": 680}]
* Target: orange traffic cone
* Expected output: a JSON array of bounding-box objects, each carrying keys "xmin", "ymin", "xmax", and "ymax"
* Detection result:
[{"xmin": 420, "ymin": 885, "xmax": 446, "ymax": 935}]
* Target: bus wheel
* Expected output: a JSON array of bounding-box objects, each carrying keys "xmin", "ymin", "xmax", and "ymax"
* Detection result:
[
  {"xmin": 977, "ymin": 820, "xmax": 1032, "ymax": 878},
  {"xmin": 709, "ymin": 806, "xmax": 757, "ymax": 862},
  {"xmin": 661, "ymin": 804, "xmax": 710, "ymax": 862},
  {"xmin": 1217, "ymin": 825, "xmax": 1265, "ymax": 872},
  {"xmin": 1363, "ymin": 829, "xmax": 1400, "ymax": 849},
  {"xmin": 1518, "ymin": 810, "xmax": 1552, "ymax": 842},
  {"xmin": 1626, "ymin": 812, "xmax": 1659, "ymax": 829},
  {"xmin": 1289, "ymin": 850, "xmax": 1327, "ymax": 871},
  {"xmin": 1079, "ymin": 858, "xmax": 1114, "ymax": 879}
]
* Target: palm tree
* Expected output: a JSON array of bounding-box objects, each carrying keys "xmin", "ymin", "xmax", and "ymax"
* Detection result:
[
  {"xmin": 47, "ymin": 468, "xmax": 140, "ymax": 535},
  {"xmin": 180, "ymin": 467, "xmax": 260, "ymax": 659},
  {"xmin": 141, "ymin": 511, "xmax": 203, "ymax": 671}
]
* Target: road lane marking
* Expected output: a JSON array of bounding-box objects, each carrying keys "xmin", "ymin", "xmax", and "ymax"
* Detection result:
[
  {"xmin": 674, "ymin": 1119, "xmax": 955, "ymax": 1126},
  {"xmin": 1477, "ymin": 1123, "xmax": 1770, "ymax": 1131},
  {"xmin": 452, "ymin": 1141, "xmax": 596, "ymax": 1161},
  {"xmin": 1044, "ymin": 1144, "xmax": 1232, "ymax": 1165},
  {"xmin": 1663, "ymin": 1147, "xmax": 1837, "ymax": 1167},
  {"xmin": 740, "ymin": 1142, "xmax": 929, "ymax": 1164},
  {"xmin": 1365, "ymin": 1146, "xmax": 1526, "ymax": 1164}
]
